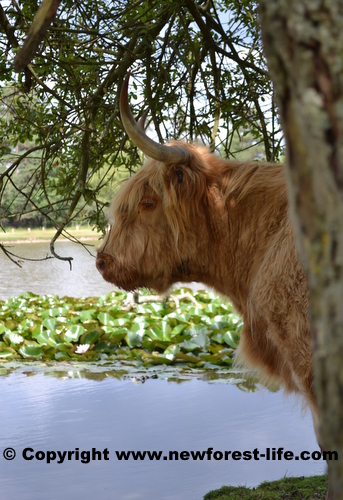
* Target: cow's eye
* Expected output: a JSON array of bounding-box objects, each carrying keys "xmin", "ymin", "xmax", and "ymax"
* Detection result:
[{"xmin": 142, "ymin": 199, "xmax": 154, "ymax": 208}]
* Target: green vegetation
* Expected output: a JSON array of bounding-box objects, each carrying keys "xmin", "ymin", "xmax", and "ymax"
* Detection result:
[
  {"xmin": 0, "ymin": 0, "xmax": 281, "ymax": 240},
  {"xmin": 203, "ymin": 475, "xmax": 328, "ymax": 499},
  {"xmin": 0, "ymin": 288, "xmax": 248, "ymax": 379}
]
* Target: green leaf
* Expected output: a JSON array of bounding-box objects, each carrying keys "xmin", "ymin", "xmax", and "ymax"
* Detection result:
[
  {"xmin": 170, "ymin": 324, "xmax": 186, "ymax": 337},
  {"xmin": 97, "ymin": 312, "xmax": 115, "ymax": 326},
  {"xmin": 124, "ymin": 331, "xmax": 142, "ymax": 348},
  {"xmin": 79, "ymin": 309, "xmax": 97, "ymax": 322},
  {"xmin": 108, "ymin": 329, "xmax": 129, "ymax": 343},
  {"xmin": 4, "ymin": 332, "xmax": 25, "ymax": 345},
  {"xmin": 131, "ymin": 321, "xmax": 148, "ymax": 337},
  {"xmin": 64, "ymin": 325, "xmax": 86, "ymax": 342},
  {"xmin": 42, "ymin": 318, "xmax": 58, "ymax": 331},
  {"xmin": 33, "ymin": 329, "xmax": 57, "ymax": 346},
  {"xmin": 0, "ymin": 349, "xmax": 16, "ymax": 358},
  {"xmin": 82, "ymin": 330, "xmax": 102, "ymax": 344},
  {"xmin": 160, "ymin": 321, "xmax": 171, "ymax": 341},
  {"xmin": 223, "ymin": 331, "xmax": 240, "ymax": 348},
  {"xmin": 19, "ymin": 344, "xmax": 43, "ymax": 359},
  {"xmin": 181, "ymin": 339, "xmax": 201, "ymax": 351},
  {"xmin": 163, "ymin": 344, "xmax": 180, "ymax": 361}
]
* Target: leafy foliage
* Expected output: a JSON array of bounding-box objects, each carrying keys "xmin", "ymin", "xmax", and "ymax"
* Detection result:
[
  {"xmin": 0, "ymin": 288, "xmax": 242, "ymax": 372},
  {"xmin": 0, "ymin": 0, "xmax": 282, "ymax": 242}
]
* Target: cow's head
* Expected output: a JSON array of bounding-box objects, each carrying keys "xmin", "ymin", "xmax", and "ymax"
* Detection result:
[{"xmin": 96, "ymin": 73, "xmax": 220, "ymax": 293}]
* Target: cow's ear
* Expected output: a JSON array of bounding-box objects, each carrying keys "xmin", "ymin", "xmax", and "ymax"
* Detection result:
[
  {"xmin": 176, "ymin": 169, "xmax": 183, "ymax": 184},
  {"xmin": 165, "ymin": 167, "xmax": 183, "ymax": 188},
  {"xmin": 164, "ymin": 166, "xmax": 189, "ymax": 195}
]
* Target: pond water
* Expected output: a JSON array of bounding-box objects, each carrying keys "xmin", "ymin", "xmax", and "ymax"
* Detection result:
[
  {"xmin": 1, "ymin": 373, "xmax": 322, "ymax": 500},
  {"xmin": 0, "ymin": 240, "xmax": 113, "ymax": 300},
  {"xmin": 0, "ymin": 241, "xmax": 324, "ymax": 498}
]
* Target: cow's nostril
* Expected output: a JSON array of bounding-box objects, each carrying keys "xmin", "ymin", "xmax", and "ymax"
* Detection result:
[{"xmin": 96, "ymin": 256, "xmax": 106, "ymax": 273}]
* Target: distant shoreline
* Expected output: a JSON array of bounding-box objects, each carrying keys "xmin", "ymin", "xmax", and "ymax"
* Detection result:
[
  {"xmin": 0, "ymin": 236, "xmax": 101, "ymax": 245},
  {"xmin": 0, "ymin": 226, "xmax": 104, "ymax": 245}
]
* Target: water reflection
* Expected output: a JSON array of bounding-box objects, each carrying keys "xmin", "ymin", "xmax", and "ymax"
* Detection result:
[{"xmin": 0, "ymin": 373, "xmax": 322, "ymax": 500}]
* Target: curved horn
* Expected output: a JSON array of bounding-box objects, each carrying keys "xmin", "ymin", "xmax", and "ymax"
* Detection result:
[
  {"xmin": 120, "ymin": 72, "xmax": 188, "ymax": 164},
  {"xmin": 138, "ymin": 109, "xmax": 149, "ymax": 131}
]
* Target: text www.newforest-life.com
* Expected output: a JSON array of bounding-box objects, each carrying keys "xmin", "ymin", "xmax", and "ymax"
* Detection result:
[{"xmin": 1, "ymin": 447, "xmax": 338, "ymax": 464}]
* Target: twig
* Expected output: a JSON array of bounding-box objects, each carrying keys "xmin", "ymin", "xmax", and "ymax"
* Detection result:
[{"xmin": 0, "ymin": 243, "xmax": 54, "ymax": 267}]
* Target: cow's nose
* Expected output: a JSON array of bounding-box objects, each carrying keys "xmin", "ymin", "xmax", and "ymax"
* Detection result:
[{"xmin": 96, "ymin": 254, "xmax": 106, "ymax": 274}]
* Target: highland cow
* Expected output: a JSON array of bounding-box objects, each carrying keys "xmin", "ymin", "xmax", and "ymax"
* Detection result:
[{"xmin": 96, "ymin": 73, "xmax": 322, "ymax": 488}]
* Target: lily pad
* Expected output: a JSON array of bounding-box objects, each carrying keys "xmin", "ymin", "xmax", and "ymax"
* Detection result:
[
  {"xmin": 19, "ymin": 343, "xmax": 43, "ymax": 359},
  {"xmin": 63, "ymin": 325, "xmax": 86, "ymax": 343},
  {"xmin": 0, "ymin": 288, "xmax": 242, "ymax": 371}
]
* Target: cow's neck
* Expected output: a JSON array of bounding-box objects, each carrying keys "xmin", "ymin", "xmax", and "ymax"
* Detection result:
[{"xmin": 190, "ymin": 175, "xmax": 288, "ymax": 316}]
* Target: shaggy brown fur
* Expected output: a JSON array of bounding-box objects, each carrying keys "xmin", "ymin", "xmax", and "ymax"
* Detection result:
[{"xmin": 96, "ymin": 142, "xmax": 316, "ymax": 421}]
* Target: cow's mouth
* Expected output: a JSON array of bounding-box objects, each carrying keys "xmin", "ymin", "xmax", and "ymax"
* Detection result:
[
  {"xmin": 95, "ymin": 252, "xmax": 113, "ymax": 277},
  {"xmin": 96, "ymin": 252, "xmax": 174, "ymax": 294},
  {"xmin": 96, "ymin": 253, "xmax": 132, "ymax": 288}
]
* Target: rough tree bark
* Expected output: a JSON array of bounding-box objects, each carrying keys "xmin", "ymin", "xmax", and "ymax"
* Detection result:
[{"xmin": 258, "ymin": 1, "xmax": 343, "ymax": 498}]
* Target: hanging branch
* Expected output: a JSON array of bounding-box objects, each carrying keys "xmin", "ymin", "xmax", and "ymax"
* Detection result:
[
  {"xmin": 49, "ymin": 118, "xmax": 91, "ymax": 268},
  {"xmin": 14, "ymin": 0, "xmax": 62, "ymax": 72}
]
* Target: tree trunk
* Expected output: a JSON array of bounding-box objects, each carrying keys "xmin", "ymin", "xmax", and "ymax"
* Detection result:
[{"xmin": 258, "ymin": 1, "xmax": 343, "ymax": 498}]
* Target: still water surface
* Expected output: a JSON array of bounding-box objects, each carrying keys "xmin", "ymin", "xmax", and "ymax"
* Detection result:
[
  {"xmin": 0, "ymin": 242, "xmax": 323, "ymax": 499},
  {"xmin": 0, "ymin": 240, "xmax": 113, "ymax": 299},
  {"xmin": 1, "ymin": 374, "xmax": 322, "ymax": 500}
]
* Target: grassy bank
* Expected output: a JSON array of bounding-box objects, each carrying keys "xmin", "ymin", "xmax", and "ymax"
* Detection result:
[
  {"xmin": 0, "ymin": 226, "xmax": 102, "ymax": 243},
  {"xmin": 204, "ymin": 474, "xmax": 328, "ymax": 499}
]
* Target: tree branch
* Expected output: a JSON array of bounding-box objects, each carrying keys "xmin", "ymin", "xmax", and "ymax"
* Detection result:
[{"xmin": 14, "ymin": 0, "xmax": 62, "ymax": 71}]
